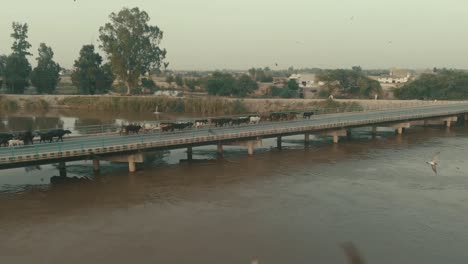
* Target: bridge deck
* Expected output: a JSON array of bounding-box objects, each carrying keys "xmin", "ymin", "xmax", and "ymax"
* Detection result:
[{"xmin": 1, "ymin": 103, "xmax": 468, "ymax": 169}]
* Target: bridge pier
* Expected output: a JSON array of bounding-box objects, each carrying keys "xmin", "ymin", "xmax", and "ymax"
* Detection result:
[
  {"xmin": 390, "ymin": 122, "xmax": 410, "ymax": 135},
  {"xmin": 346, "ymin": 129, "xmax": 352, "ymax": 139},
  {"xmin": 225, "ymin": 139, "xmax": 262, "ymax": 156},
  {"xmin": 277, "ymin": 136, "xmax": 282, "ymax": 150},
  {"xmin": 93, "ymin": 159, "xmax": 100, "ymax": 172},
  {"xmin": 304, "ymin": 133, "xmax": 310, "ymax": 144},
  {"xmin": 321, "ymin": 129, "xmax": 347, "ymax": 144},
  {"xmin": 187, "ymin": 146, "xmax": 193, "ymax": 161},
  {"xmin": 371, "ymin": 126, "xmax": 377, "ymax": 136},
  {"xmin": 101, "ymin": 153, "xmax": 144, "ymax": 173},
  {"xmin": 217, "ymin": 142, "xmax": 223, "ymax": 157},
  {"xmin": 58, "ymin": 161, "xmax": 67, "ymax": 177}
]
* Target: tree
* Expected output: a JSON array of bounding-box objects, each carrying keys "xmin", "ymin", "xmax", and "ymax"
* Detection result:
[
  {"xmin": 184, "ymin": 78, "xmax": 199, "ymax": 92},
  {"xmin": 286, "ymin": 79, "xmax": 300, "ymax": 90},
  {"xmin": 166, "ymin": 75, "xmax": 174, "ymax": 85},
  {"xmin": 5, "ymin": 54, "xmax": 31, "ymax": 94},
  {"xmin": 234, "ymin": 74, "xmax": 258, "ymax": 97},
  {"xmin": 4, "ymin": 22, "xmax": 32, "ymax": 94},
  {"xmin": 31, "ymin": 43, "xmax": 61, "ymax": 94},
  {"xmin": 316, "ymin": 68, "xmax": 382, "ymax": 98},
  {"xmin": 99, "ymin": 7, "xmax": 167, "ymax": 95},
  {"xmin": 0, "ymin": 55, "xmax": 6, "ymax": 89},
  {"xmin": 72, "ymin": 45, "xmax": 114, "ymax": 94},
  {"xmin": 175, "ymin": 74, "xmax": 184, "ymax": 87},
  {"xmin": 11, "ymin": 22, "xmax": 32, "ymax": 56},
  {"xmin": 205, "ymin": 72, "xmax": 236, "ymax": 96}
]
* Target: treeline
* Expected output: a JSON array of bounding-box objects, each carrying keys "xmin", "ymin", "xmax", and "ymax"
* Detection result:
[
  {"xmin": 0, "ymin": 7, "xmax": 167, "ymax": 95},
  {"xmin": 395, "ymin": 69, "xmax": 468, "ymax": 100},
  {"xmin": 316, "ymin": 67, "xmax": 382, "ymax": 98}
]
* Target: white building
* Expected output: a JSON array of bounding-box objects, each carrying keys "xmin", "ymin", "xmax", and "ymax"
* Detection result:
[
  {"xmin": 288, "ymin": 74, "xmax": 318, "ymax": 88},
  {"xmin": 377, "ymin": 69, "xmax": 411, "ymax": 84}
]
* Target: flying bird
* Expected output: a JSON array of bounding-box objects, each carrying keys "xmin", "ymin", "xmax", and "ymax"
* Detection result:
[{"xmin": 426, "ymin": 151, "xmax": 440, "ymax": 175}]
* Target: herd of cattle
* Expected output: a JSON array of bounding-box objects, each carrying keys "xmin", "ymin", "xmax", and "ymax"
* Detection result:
[
  {"xmin": 119, "ymin": 111, "xmax": 316, "ymax": 135},
  {"xmin": 0, "ymin": 129, "xmax": 72, "ymax": 147},
  {"xmin": 0, "ymin": 111, "xmax": 318, "ymax": 147}
]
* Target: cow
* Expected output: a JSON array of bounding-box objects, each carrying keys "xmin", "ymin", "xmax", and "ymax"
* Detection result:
[
  {"xmin": 16, "ymin": 131, "xmax": 36, "ymax": 145},
  {"xmin": 286, "ymin": 112, "xmax": 298, "ymax": 120},
  {"xmin": 194, "ymin": 119, "xmax": 209, "ymax": 128},
  {"xmin": 120, "ymin": 124, "xmax": 142, "ymax": 135},
  {"xmin": 8, "ymin": 139, "xmax": 24, "ymax": 147},
  {"xmin": 303, "ymin": 111, "xmax": 315, "ymax": 119},
  {"xmin": 211, "ymin": 118, "xmax": 232, "ymax": 127},
  {"xmin": 0, "ymin": 133, "xmax": 14, "ymax": 147},
  {"xmin": 231, "ymin": 117, "xmax": 250, "ymax": 126},
  {"xmin": 48, "ymin": 129, "xmax": 72, "ymax": 142},
  {"xmin": 38, "ymin": 131, "xmax": 54, "ymax": 143},
  {"xmin": 172, "ymin": 122, "xmax": 193, "ymax": 131},
  {"xmin": 249, "ymin": 115, "xmax": 261, "ymax": 124}
]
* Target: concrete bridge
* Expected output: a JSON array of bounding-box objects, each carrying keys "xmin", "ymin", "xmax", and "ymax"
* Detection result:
[{"xmin": 1, "ymin": 103, "xmax": 468, "ymax": 172}]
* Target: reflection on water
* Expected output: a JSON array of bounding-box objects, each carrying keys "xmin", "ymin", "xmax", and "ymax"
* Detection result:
[{"xmin": 1, "ymin": 111, "xmax": 468, "ymax": 263}]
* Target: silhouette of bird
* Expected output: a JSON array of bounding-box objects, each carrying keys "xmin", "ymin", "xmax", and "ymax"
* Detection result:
[{"xmin": 426, "ymin": 151, "xmax": 440, "ymax": 175}]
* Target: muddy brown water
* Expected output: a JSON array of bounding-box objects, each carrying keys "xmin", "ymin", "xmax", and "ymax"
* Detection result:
[{"xmin": 1, "ymin": 111, "xmax": 468, "ymax": 263}]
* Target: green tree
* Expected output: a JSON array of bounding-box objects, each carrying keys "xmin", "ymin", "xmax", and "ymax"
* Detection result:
[
  {"xmin": 175, "ymin": 74, "xmax": 184, "ymax": 87},
  {"xmin": 4, "ymin": 22, "xmax": 32, "ymax": 94},
  {"xmin": 11, "ymin": 22, "xmax": 32, "ymax": 56},
  {"xmin": 395, "ymin": 70, "xmax": 468, "ymax": 100},
  {"xmin": 184, "ymin": 78, "xmax": 199, "ymax": 92},
  {"xmin": 205, "ymin": 72, "xmax": 236, "ymax": 96},
  {"xmin": 72, "ymin": 45, "xmax": 114, "ymax": 94},
  {"xmin": 316, "ymin": 68, "xmax": 382, "ymax": 98},
  {"xmin": 99, "ymin": 7, "xmax": 167, "ymax": 95},
  {"xmin": 166, "ymin": 75, "xmax": 174, "ymax": 85},
  {"xmin": 31, "ymin": 43, "xmax": 61, "ymax": 94},
  {"xmin": 234, "ymin": 74, "xmax": 258, "ymax": 97},
  {"xmin": 286, "ymin": 79, "xmax": 300, "ymax": 90},
  {"xmin": 0, "ymin": 55, "xmax": 6, "ymax": 89},
  {"xmin": 5, "ymin": 54, "xmax": 31, "ymax": 94}
]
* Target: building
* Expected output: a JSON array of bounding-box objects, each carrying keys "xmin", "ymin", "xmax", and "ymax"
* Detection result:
[{"xmin": 377, "ymin": 69, "xmax": 411, "ymax": 84}]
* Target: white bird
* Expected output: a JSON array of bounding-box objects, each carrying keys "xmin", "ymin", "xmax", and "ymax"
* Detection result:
[{"xmin": 426, "ymin": 151, "xmax": 440, "ymax": 175}]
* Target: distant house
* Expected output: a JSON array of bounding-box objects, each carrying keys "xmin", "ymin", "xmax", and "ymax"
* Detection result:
[
  {"xmin": 377, "ymin": 69, "xmax": 411, "ymax": 84},
  {"xmin": 288, "ymin": 74, "xmax": 319, "ymax": 88}
]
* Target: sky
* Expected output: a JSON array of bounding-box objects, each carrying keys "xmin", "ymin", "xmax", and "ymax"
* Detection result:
[{"xmin": 1, "ymin": 0, "xmax": 468, "ymax": 70}]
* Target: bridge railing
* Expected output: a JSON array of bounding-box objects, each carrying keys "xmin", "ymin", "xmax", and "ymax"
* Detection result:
[
  {"xmin": 1, "ymin": 101, "xmax": 467, "ymax": 141},
  {"xmin": 3, "ymin": 102, "xmax": 468, "ymax": 162}
]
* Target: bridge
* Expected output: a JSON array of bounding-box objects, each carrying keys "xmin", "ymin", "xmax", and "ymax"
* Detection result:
[{"xmin": 1, "ymin": 102, "xmax": 468, "ymax": 172}]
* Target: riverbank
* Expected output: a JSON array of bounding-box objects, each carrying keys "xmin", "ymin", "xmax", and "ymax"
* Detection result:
[{"xmin": 0, "ymin": 94, "xmax": 462, "ymax": 115}]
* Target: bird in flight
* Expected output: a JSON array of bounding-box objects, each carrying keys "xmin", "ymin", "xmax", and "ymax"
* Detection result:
[{"xmin": 426, "ymin": 151, "xmax": 440, "ymax": 175}]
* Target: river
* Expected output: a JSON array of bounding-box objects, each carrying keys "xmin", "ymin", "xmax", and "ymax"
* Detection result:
[{"xmin": 1, "ymin": 110, "xmax": 468, "ymax": 263}]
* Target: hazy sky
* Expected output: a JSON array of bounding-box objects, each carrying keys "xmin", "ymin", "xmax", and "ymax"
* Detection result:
[{"xmin": 1, "ymin": 0, "xmax": 468, "ymax": 70}]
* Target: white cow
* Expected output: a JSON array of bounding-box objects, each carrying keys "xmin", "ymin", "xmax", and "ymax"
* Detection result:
[
  {"xmin": 8, "ymin": 139, "xmax": 24, "ymax": 147},
  {"xmin": 249, "ymin": 116, "xmax": 261, "ymax": 124}
]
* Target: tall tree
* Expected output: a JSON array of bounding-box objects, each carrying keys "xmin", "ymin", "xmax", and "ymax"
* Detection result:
[
  {"xmin": 0, "ymin": 55, "xmax": 6, "ymax": 89},
  {"xmin": 99, "ymin": 7, "xmax": 167, "ymax": 95},
  {"xmin": 5, "ymin": 22, "xmax": 32, "ymax": 94},
  {"xmin": 31, "ymin": 43, "xmax": 61, "ymax": 94},
  {"xmin": 11, "ymin": 22, "xmax": 32, "ymax": 56},
  {"xmin": 72, "ymin": 45, "xmax": 114, "ymax": 94}
]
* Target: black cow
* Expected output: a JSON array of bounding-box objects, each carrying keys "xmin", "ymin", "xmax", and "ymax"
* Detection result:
[
  {"xmin": 16, "ymin": 131, "xmax": 36, "ymax": 145},
  {"xmin": 0, "ymin": 133, "xmax": 14, "ymax": 147},
  {"xmin": 211, "ymin": 118, "xmax": 232, "ymax": 127},
  {"xmin": 172, "ymin": 122, "xmax": 193, "ymax": 131},
  {"xmin": 303, "ymin": 111, "xmax": 315, "ymax": 119},
  {"xmin": 120, "ymin": 124, "xmax": 142, "ymax": 135},
  {"xmin": 231, "ymin": 117, "xmax": 250, "ymax": 126},
  {"xmin": 39, "ymin": 129, "xmax": 72, "ymax": 143}
]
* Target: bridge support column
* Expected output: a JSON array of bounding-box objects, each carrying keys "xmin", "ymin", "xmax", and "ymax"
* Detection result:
[
  {"xmin": 321, "ymin": 129, "xmax": 347, "ymax": 144},
  {"xmin": 277, "ymin": 136, "xmax": 282, "ymax": 150},
  {"xmin": 333, "ymin": 135, "xmax": 339, "ymax": 144},
  {"xmin": 304, "ymin": 133, "xmax": 310, "ymax": 143},
  {"xmin": 128, "ymin": 155, "xmax": 136, "ymax": 173},
  {"xmin": 247, "ymin": 142, "xmax": 255, "ymax": 156},
  {"xmin": 217, "ymin": 143, "xmax": 223, "ymax": 157},
  {"xmin": 93, "ymin": 159, "xmax": 100, "ymax": 172},
  {"xmin": 396, "ymin": 127, "xmax": 403, "ymax": 135},
  {"xmin": 445, "ymin": 120, "xmax": 451, "ymax": 128},
  {"xmin": 58, "ymin": 161, "xmax": 67, "ymax": 177},
  {"xmin": 187, "ymin": 146, "xmax": 193, "ymax": 161},
  {"xmin": 101, "ymin": 153, "xmax": 144, "ymax": 173},
  {"xmin": 346, "ymin": 129, "xmax": 352, "ymax": 139},
  {"xmin": 371, "ymin": 126, "xmax": 377, "ymax": 136}
]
